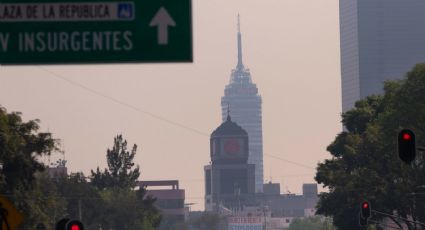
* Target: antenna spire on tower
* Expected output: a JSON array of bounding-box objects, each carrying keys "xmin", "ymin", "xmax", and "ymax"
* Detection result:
[
  {"xmin": 237, "ymin": 14, "xmax": 241, "ymax": 33},
  {"xmin": 236, "ymin": 14, "xmax": 244, "ymax": 70}
]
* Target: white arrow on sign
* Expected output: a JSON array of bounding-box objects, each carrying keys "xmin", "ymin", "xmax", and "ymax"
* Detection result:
[{"xmin": 149, "ymin": 7, "xmax": 176, "ymax": 45}]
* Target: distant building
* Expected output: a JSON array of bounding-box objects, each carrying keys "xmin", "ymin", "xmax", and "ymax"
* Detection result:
[
  {"xmin": 222, "ymin": 183, "xmax": 319, "ymax": 229},
  {"xmin": 302, "ymin": 183, "xmax": 318, "ymax": 199},
  {"xmin": 47, "ymin": 166, "xmax": 67, "ymax": 178},
  {"xmin": 340, "ymin": 0, "xmax": 425, "ymax": 112},
  {"xmin": 263, "ymin": 182, "xmax": 280, "ymax": 195},
  {"xmin": 138, "ymin": 180, "xmax": 186, "ymax": 221},
  {"xmin": 257, "ymin": 183, "xmax": 318, "ymax": 219},
  {"xmin": 221, "ymin": 16, "xmax": 263, "ymax": 193},
  {"xmin": 205, "ymin": 114, "xmax": 256, "ymax": 212}
]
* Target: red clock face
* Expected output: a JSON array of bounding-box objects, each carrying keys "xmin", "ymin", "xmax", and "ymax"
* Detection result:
[{"xmin": 224, "ymin": 139, "xmax": 240, "ymax": 154}]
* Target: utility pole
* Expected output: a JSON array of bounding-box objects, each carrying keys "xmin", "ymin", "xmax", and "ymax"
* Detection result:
[{"xmin": 78, "ymin": 198, "xmax": 82, "ymax": 221}]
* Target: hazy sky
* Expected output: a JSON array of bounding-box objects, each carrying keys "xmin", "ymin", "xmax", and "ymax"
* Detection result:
[{"xmin": 0, "ymin": 0, "xmax": 341, "ymax": 210}]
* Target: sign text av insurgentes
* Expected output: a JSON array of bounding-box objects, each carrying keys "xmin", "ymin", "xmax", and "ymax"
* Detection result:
[{"xmin": 0, "ymin": 0, "xmax": 192, "ymax": 64}]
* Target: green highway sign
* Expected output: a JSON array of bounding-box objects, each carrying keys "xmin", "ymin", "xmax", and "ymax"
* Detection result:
[{"xmin": 0, "ymin": 0, "xmax": 192, "ymax": 64}]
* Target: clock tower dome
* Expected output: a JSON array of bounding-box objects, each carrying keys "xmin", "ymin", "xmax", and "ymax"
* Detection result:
[{"xmin": 210, "ymin": 114, "xmax": 249, "ymax": 164}]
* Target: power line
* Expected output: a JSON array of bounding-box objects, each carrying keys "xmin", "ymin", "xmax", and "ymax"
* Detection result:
[
  {"xmin": 265, "ymin": 153, "xmax": 315, "ymax": 170},
  {"xmin": 38, "ymin": 66, "xmax": 209, "ymax": 136},
  {"xmin": 36, "ymin": 66, "xmax": 317, "ymax": 170}
]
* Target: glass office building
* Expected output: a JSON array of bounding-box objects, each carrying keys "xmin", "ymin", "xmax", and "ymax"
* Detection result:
[
  {"xmin": 340, "ymin": 0, "xmax": 425, "ymax": 112},
  {"xmin": 221, "ymin": 17, "xmax": 263, "ymax": 193}
]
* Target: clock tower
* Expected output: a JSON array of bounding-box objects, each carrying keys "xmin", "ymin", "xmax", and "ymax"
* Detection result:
[
  {"xmin": 205, "ymin": 114, "xmax": 256, "ymax": 211},
  {"xmin": 210, "ymin": 114, "xmax": 249, "ymax": 164}
]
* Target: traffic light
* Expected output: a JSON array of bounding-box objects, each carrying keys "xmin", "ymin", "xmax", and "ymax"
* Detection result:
[
  {"xmin": 55, "ymin": 218, "xmax": 84, "ymax": 230},
  {"xmin": 358, "ymin": 212, "xmax": 368, "ymax": 227},
  {"xmin": 360, "ymin": 201, "xmax": 371, "ymax": 219},
  {"xmin": 398, "ymin": 129, "xmax": 416, "ymax": 163},
  {"xmin": 66, "ymin": 220, "xmax": 84, "ymax": 230}
]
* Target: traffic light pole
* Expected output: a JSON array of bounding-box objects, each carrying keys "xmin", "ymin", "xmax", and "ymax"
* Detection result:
[{"xmin": 78, "ymin": 199, "xmax": 82, "ymax": 221}]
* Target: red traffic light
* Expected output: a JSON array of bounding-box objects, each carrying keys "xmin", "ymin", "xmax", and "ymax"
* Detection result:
[
  {"xmin": 398, "ymin": 129, "xmax": 416, "ymax": 163},
  {"xmin": 70, "ymin": 225, "xmax": 80, "ymax": 230},
  {"xmin": 55, "ymin": 218, "xmax": 84, "ymax": 230},
  {"xmin": 402, "ymin": 133, "xmax": 412, "ymax": 141},
  {"xmin": 360, "ymin": 201, "xmax": 371, "ymax": 219},
  {"xmin": 66, "ymin": 220, "xmax": 84, "ymax": 230}
]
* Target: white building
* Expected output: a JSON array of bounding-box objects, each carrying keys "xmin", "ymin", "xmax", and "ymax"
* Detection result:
[
  {"xmin": 340, "ymin": 0, "xmax": 425, "ymax": 112},
  {"xmin": 221, "ymin": 16, "xmax": 264, "ymax": 193}
]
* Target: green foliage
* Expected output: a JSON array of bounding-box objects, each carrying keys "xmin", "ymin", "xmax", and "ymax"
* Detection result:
[
  {"xmin": 16, "ymin": 172, "xmax": 68, "ymax": 229},
  {"xmin": 53, "ymin": 171, "xmax": 161, "ymax": 230},
  {"xmin": 97, "ymin": 188, "xmax": 158, "ymax": 229},
  {"xmin": 91, "ymin": 134, "xmax": 140, "ymax": 190},
  {"xmin": 288, "ymin": 216, "xmax": 336, "ymax": 230},
  {"xmin": 0, "ymin": 107, "xmax": 60, "ymax": 229},
  {"xmin": 0, "ymin": 107, "xmax": 57, "ymax": 192},
  {"xmin": 0, "ymin": 107, "xmax": 161, "ymax": 230},
  {"xmin": 88, "ymin": 134, "xmax": 161, "ymax": 229},
  {"xmin": 315, "ymin": 63, "xmax": 425, "ymax": 229},
  {"xmin": 54, "ymin": 172, "xmax": 105, "ymax": 230}
]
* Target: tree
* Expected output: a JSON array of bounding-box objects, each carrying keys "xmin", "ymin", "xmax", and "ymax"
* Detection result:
[
  {"xmin": 16, "ymin": 171, "xmax": 68, "ymax": 229},
  {"xmin": 315, "ymin": 63, "xmax": 425, "ymax": 229},
  {"xmin": 0, "ymin": 106, "xmax": 61, "ymax": 229},
  {"xmin": 91, "ymin": 135, "xmax": 140, "ymax": 190},
  {"xmin": 96, "ymin": 188, "xmax": 161, "ymax": 230},
  {"xmin": 0, "ymin": 106, "xmax": 57, "ymax": 192},
  {"xmin": 55, "ymin": 172, "xmax": 106, "ymax": 230},
  {"xmin": 90, "ymin": 134, "xmax": 161, "ymax": 229}
]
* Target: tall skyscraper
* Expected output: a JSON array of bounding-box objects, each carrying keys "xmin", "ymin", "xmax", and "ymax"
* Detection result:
[
  {"xmin": 340, "ymin": 0, "xmax": 425, "ymax": 112},
  {"xmin": 221, "ymin": 16, "xmax": 263, "ymax": 193}
]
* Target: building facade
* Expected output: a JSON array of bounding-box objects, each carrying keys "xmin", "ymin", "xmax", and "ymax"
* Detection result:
[
  {"xmin": 258, "ymin": 183, "xmax": 318, "ymax": 219},
  {"xmin": 222, "ymin": 183, "xmax": 319, "ymax": 229},
  {"xmin": 221, "ymin": 17, "xmax": 263, "ymax": 192},
  {"xmin": 138, "ymin": 180, "xmax": 186, "ymax": 221},
  {"xmin": 205, "ymin": 115, "xmax": 256, "ymax": 212},
  {"xmin": 340, "ymin": 0, "xmax": 425, "ymax": 112},
  {"xmin": 47, "ymin": 166, "xmax": 67, "ymax": 178}
]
